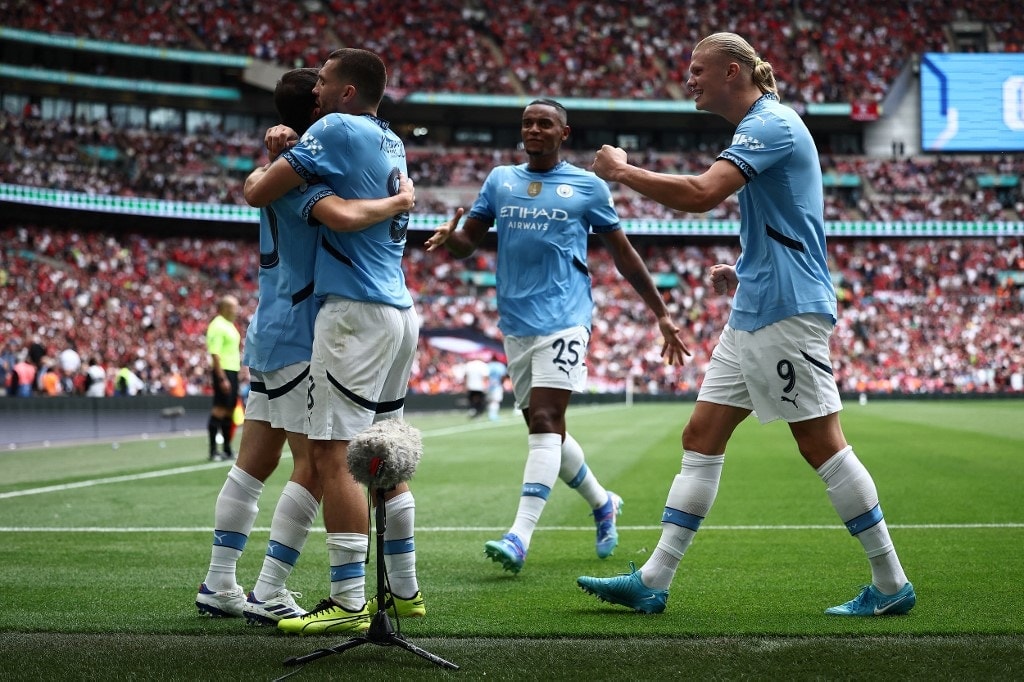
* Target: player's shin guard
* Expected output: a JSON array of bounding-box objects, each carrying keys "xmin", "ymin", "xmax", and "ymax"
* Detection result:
[
  {"xmin": 817, "ymin": 446, "xmax": 908, "ymax": 593},
  {"xmin": 327, "ymin": 532, "xmax": 368, "ymax": 611},
  {"xmin": 559, "ymin": 432, "xmax": 607, "ymax": 508},
  {"xmin": 383, "ymin": 491, "xmax": 418, "ymax": 598},
  {"xmin": 642, "ymin": 451, "xmax": 724, "ymax": 590},
  {"xmin": 204, "ymin": 465, "xmax": 263, "ymax": 589},
  {"xmin": 253, "ymin": 481, "xmax": 319, "ymax": 600},
  {"xmin": 508, "ymin": 433, "xmax": 561, "ymax": 548}
]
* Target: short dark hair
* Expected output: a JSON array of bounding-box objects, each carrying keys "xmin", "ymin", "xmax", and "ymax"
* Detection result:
[
  {"xmin": 274, "ymin": 68, "xmax": 319, "ymax": 134},
  {"xmin": 527, "ymin": 98, "xmax": 568, "ymax": 126},
  {"xmin": 325, "ymin": 48, "xmax": 388, "ymax": 108}
]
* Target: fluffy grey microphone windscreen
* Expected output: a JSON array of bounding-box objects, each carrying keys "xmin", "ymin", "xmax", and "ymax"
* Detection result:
[{"xmin": 347, "ymin": 419, "xmax": 423, "ymax": 489}]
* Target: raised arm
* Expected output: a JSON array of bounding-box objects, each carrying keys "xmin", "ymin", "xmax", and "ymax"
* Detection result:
[
  {"xmin": 244, "ymin": 158, "xmax": 304, "ymax": 208},
  {"xmin": 243, "ymin": 124, "xmax": 306, "ymax": 207},
  {"xmin": 311, "ymin": 174, "xmax": 415, "ymax": 233},
  {"xmin": 593, "ymin": 145, "xmax": 746, "ymax": 214}
]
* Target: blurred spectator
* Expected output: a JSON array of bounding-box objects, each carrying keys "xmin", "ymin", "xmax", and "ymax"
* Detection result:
[
  {"xmin": 463, "ymin": 357, "xmax": 489, "ymax": 419},
  {"xmin": 38, "ymin": 360, "xmax": 63, "ymax": 396},
  {"xmin": 0, "ymin": 340, "xmax": 17, "ymax": 396},
  {"xmin": 27, "ymin": 337, "xmax": 47, "ymax": 370},
  {"xmin": 57, "ymin": 342, "xmax": 82, "ymax": 394},
  {"xmin": 84, "ymin": 358, "xmax": 108, "ymax": 397},
  {"xmin": 11, "ymin": 353, "xmax": 37, "ymax": 397},
  {"xmin": 163, "ymin": 364, "xmax": 187, "ymax": 398},
  {"xmin": 114, "ymin": 362, "xmax": 145, "ymax": 396}
]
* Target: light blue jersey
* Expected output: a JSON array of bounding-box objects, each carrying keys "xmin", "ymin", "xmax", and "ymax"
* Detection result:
[
  {"xmin": 719, "ymin": 93, "xmax": 837, "ymax": 332},
  {"xmin": 487, "ymin": 359, "xmax": 507, "ymax": 386},
  {"xmin": 468, "ymin": 160, "xmax": 620, "ymax": 337},
  {"xmin": 282, "ymin": 112, "xmax": 412, "ymax": 309},
  {"xmin": 243, "ymin": 183, "xmax": 333, "ymax": 372}
]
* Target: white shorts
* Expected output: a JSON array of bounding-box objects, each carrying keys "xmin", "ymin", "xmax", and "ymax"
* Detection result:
[
  {"xmin": 505, "ymin": 325, "xmax": 589, "ymax": 410},
  {"xmin": 245, "ymin": 363, "xmax": 310, "ymax": 434},
  {"xmin": 697, "ymin": 314, "xmax": 842, "ymax": 424},
  {"xmin": 307, "ymin": 297, "xmax": 419, "ymax": 441}
]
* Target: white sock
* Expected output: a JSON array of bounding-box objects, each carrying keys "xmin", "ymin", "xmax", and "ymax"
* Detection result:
[
  {"xmin": 817, "ymin": 446, "xmax": 908, "ymax": 594},
  {"xmin": 559, "ymin": 432, "xmax": 608, "ymax": 509},
  {"xmin": 641, "ymin": 451, "xmax": 724, "ymax": 591},
  {"xmin": 327, "ymin": 532, "xmax": 368, "ymax": 611},
  {"xmin": 204, "ymin": 465, "xmax": 263, "ymax": 590},
  {"xmin": 253, "ymin": 482, "xmax": 319, "ymax": 601},
  {"xmin": 508, "ymin": 433, "xmax": 561, "ymax": 548},
  {"xmin": 383, "ymin": 491, "xmax": 418, "ymax": 598}
]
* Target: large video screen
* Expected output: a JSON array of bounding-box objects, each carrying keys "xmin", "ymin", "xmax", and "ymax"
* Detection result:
[{"xmin": 920, "ymin": 53, "xmax": 1024, "ymax": 152}]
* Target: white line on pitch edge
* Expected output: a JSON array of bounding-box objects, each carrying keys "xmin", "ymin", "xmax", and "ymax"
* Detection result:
[
  {"xmin": 1, "ymin": 523, "xmax": 1022, "ymax": 533},
  {"xmin": 0, "ymin": 411, "xmax": 631, "ymax": 500}
]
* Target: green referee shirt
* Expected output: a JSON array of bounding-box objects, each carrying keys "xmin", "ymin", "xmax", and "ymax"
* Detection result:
[{"xmin": 206, "ymin": 314, "xmax": 241, "ymax": 372}]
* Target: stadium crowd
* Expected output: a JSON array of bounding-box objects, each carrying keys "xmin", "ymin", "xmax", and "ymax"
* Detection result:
[
  {"xmin": 3, "ymin": 0, "xmax": 1022, "ymax": 105},
  {"xmin": 2, "ymin": 2, "xmax": 1022, "ymax": 400},
  {"xmin": 2, "ymin": 225, "xmax": 1021, "ymax": 399},
  {"xmin": 2, "ymin": 112, "xmax": 1023, "ymax": 222}
]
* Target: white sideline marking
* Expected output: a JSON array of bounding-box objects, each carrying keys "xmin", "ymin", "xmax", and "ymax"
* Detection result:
[
  {"xmin": 3, "ymin": 410, "xmax": 1021, "ymax": 533},
  {"xmin": 0, "ymin": 411, "xmax": 623, "ymax": 501},
  {"xmin": 0, "ymin": 463, "xmax": 222, "ymax": 500},
  {"xmin": 0, "ymin": 523, "xmax": 1022, "ymax": 533}
]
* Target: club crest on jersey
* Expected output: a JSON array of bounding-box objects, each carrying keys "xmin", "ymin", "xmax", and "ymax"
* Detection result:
[
  {"xmin": 527, "ymin": 181, "xmax": 542, "ymax": 197},
  {"xmin": 556, "ymin": 184, "xmax": 573, "ymax": 198}
]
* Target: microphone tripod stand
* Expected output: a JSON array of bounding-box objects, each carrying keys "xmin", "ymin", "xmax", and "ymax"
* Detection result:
[{"xmin": 282, "ymin": 487, "xmax": 459, "ymax": 672}]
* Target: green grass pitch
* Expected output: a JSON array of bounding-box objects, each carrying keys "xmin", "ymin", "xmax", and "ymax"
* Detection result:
[{"xmin": 1, "ymin": 400, "xmax": 1022, "ymax": 679}]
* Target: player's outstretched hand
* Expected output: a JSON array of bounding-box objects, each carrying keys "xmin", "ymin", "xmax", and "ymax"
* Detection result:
[
  {"xmin": 425, "ymin": 207, "xmax": 465, "ymax": 252},
  {"xmin": 657, "ymin": 316, "xmax": 692, "ymax": 366}
]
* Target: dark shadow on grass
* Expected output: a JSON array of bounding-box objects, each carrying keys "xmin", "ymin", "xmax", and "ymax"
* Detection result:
[{"xmin": 2, "ymin": 633, "xmax": 1022, "ymax": 680}]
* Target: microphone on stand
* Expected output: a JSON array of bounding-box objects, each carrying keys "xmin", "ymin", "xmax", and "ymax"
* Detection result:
[
  {"xmin": 347, "ymin": 418, "xmax": 423, "ymax": 490},
  {"xmin": 283, "ymin": 416, "xmax": 458, "ymax": 670}
]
